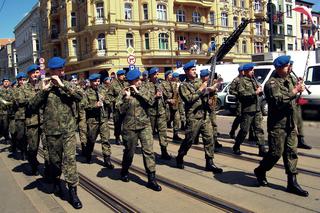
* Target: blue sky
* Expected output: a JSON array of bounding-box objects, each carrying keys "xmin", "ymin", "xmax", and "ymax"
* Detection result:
[{"xmin": 0, "ymin": 0, "xmax": 320, "ymax": 38}]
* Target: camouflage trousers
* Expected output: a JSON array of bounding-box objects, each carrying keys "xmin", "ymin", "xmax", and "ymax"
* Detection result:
[
  {"xmin": 86, "ymin": 121, "xmax": 111, "ymax": 157},
  {"xmin": 14, "ymin": 119, "xmax": 27, "ymax": 153},
  {"xmin": 209, "ymin": 111, "xmax": 218, "ymax": 138},
  {"xmin": 167, "ymin": 108, "xmax": 181, "ymax": 131},
  {"xmin": 46, "ymin": 132, "xmax": 79, "ymax": 186},
  {"xmin": 295, "ymin": 106, "xmax": 304, "ymax": 136},
  {"xmin": 121, "ymin": 125, "xmax": 156, "ymax": 174},
  {"xmin": 113, "ymin": 109, "xmax": 124, "ymax": 140},
  {"xmin": 40, "ymin": 126, "xmax": 49, "ymax": 162},
  {"xmin": 0, "ymin": 115, "xmax": 10, "ymax": 140},
  {"xmin": 26, "ymin": 126, "xmax": 41, "ymax": 168},
  {"xmin": 150, "ymin": 113, "xmax": 167, "ymax": 147},
  {"xmin": 178, "ymin": 116, "xmax": 215, "ymax": 159},
  {"xmin": 258, "ymin": 128, "xmax": 298, "ymax": 174},
  {"xmin": 78, "ymin": 109, "xmax": 87, "ymax": 146},
  {"xmin": 235, "ymin": 112, "xmax": 265, "ymax": 146}
]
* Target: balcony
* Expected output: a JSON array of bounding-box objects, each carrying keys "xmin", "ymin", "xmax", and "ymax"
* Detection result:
[
  {"xmin": 95, "ymin": 17, "xmax": 105, "ymax": 25},
  {"xmin": 174, "ymin": 0, "xmax": 214, "ymax": 8},
  {"xmin": 97, "ymin": 49, "xmax": 106, "ymax": 57}
]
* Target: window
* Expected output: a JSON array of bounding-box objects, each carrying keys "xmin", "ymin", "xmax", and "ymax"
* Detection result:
[
  {"xmin": 157, "ymin": 4, "xmax": 167, "ymax": 21},
  {"xmin": 145, "ymin": 33, "xmax": 150, "ymax": 50},
  {"xmin": 235, "ymin": 42, "xmax": 239, "ymax": 52},
  {"xmin": 97, "ymin": 33, "xmax": 106, "ymax": 50},
  {"xmin": 255, "ymin": 22, "xmax": 262, "ymax": 35},
  {"xmin": 192, "ymin": 11, "xmax": 201, "ymax": 23},
  {"xmin": 194, "ymin": 37, "xmax": 201, "ymax": 50},
  {"xmin": 242, "ymin": 40, "xmax": 247, "ymax": 53},
  {"xmin": 159, "ymin": 33, "xmax": 169, "ymax": 50},
  {"xmin": 287, "ymin": 24, "xmax": 292, "ymax": 35},
  {"xmin": 233, "ymin": 17, "xmax": 238, "ymax": 30},
  {"xmin": 72, "ymin": 39, "xmax": 77, "ymax": 55},
  {"xmin": 288, "ymin": 43, "xmax": 293, "ymax": 50},
  {"xmin": 209, "ymin": 11, "xmax": 215, "ymax": 25},
  {"xmin": 71, "ymin": 12, "xmax": 76, "ymax": 27},
  {"xmin": 143, "ymin": 4, "xmax": 148, "ymax": 20},
  {"xmin": 221, "ymin": 12, "xmax": 228, "ymax": 27},
  {"xmin": 254, "ymin": 0, "xmax": 262, "ymax": 12},
  {"xmin": 36, "ymin": 39, "xmax": 39, "ymax": 51},
  {"xmin": 96, "ymin": 3, "xmax": 104, "ymax": 18},
  {"xmin": 232, "ymin": 0, "xmax": 237, "ymax": 7},
  {"xmin": 176, "ymin": 9, "xmax": 185, "ymax": 22},
  {"xmin": 286, "ymin": 4, "xmax": 292, "ymax": 18},
  {"xmin": 254, "ymin": 42, "xmax": 263, "ymax": 53},
  {"xmin": 240, "ymin": 0, "xmax": 245, "ymax": 8},
  {"xmin": 209, "ymin": 37, "xmax": 216, "ymax": 52},
  {"xmin": 126, "ymin": 33, "xmax": 134, "ymax": 48},
  {"xmin": 84, "ymin": 37, "xmax": 88, "ymax": 54},
  {"xmin": 177, "ymin": 35, "xmax": 186, "ymax": 50},
  {"xmin": 125, "ymin": 3, "xmax": 132, "ymax": 20}
]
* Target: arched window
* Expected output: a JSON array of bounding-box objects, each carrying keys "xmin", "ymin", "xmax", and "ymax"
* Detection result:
[
  {"xmin": 126, "ymin": 33, "xmax": 134, "ymax": 48},
  {"xmin": 233, "ymin": 17, "xmax": 238, "ymax": 29},
  {"xmin": 176, "ymin": 9, "xmax": 185, "ymax": 22},
  {"xmin": 157, "ymin": 4, "xmax": 167, "ymax": 20},
  {"xmin": 96, "ymin": 2, "xmax": 104, "ymax": 18},
  {"xmin": 192, "ymin": 11, "xmax": 201, "ymax": 23},
  {"xmin": 159, "ymin": 33, "xmax": 169, "ymax": 50},
  {"xmin": 124, "ymin": 3, "xmax": 132, "ymax": 20},
  {"xmin": 97, "ymin": 33, "xmax": 106, "ymax": 50},
  {"xmin": 209, "ymin": 11, "xmax": 215, "ymax": 25},
  {"xmin": 145, "ymin": 33, "xmax": 150, "ymax": 50},
  {"xmin": 221, "ymin": 12, "xmax": 228, "ymax": 27}
]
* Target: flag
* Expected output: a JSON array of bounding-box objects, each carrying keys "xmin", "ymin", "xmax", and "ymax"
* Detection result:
[
  {"xmin": 293, "ymin": 5, "xmax": 313, "ymax": 21},
  {"xmin": 308, "ymin": 35, "xmax": 315, "ymax": 46}
]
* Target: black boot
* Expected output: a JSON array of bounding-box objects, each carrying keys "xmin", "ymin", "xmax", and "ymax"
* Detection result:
[
  {"xmin": 173, "ymin": 131, "xmax": 182, "ymax": 141},
  {"xmin": 115, "ymin": 137, "xmax": 122, "ymax": 145},
  {"xmin": 30, "ymin": 161, "xmax": 39, "ymax": 176},
  {"xmin": 20, "ymin": 151, "xmax": 27, "ymax": 161},
  {"xmin": 86, "ymin": 153, "xmax": 92, "ymax": 164},
  {"xmin": 254, "ymin": 167, "xmax": 268, "ymax": 186},
  {"xmin": 287, "ymin": 174, "xmax": 309, "ymax": 197},
  {"xmin": 229, "ymin": 131, "xmax": 235, "ymax": 139},
  {"xmin": 176, "ymin": 154, "xmax": 184, "ymax": 169},
  {"xmin": 205, "ymin": 158, "xmax": 223, "ymax": 173},
  {"xmin": 147, "ymin": 172, "xmax": 162, "ymax": 192},
  {"xmin": 68, "ymin": 184, "xmax": 83, "ymax": 209},
  {"xmin": 120, "ymin": 168, "xmax": 129, "ymax": 182},
  {"xmin": 215, "ymin": 141, "xmax": 222, "ymax": 149},
  {"xmin": 232, "ymin": 144, "xmax": 241, "ymax": 155},
  {"xmin": 81, "ymin": 143, "xmax": 86, "ymax": 156},
  {"xmin": 52, "ymin": 178, "xmax": 63, "ymax": 196},
  {"xmin": 297, "ymin": 136, "xmax": 312, "ymax": 150},
  {"xmin": 103, "ymin": 155, "xmax": 114, "ymax": 169},
  {"xmin": 258, "ymin": 145, "xmax": 268, "ymax": 157},
  {"xmin": 43, "ymin": 160, "xmax": 50, "ymax": 182},
  {"xmin": 160, "ymin": 146, "xmax": 171, "ymax": 160},
  {"xmin": 193, "ymin": 136, "xmax": 199, "ymax": 145}
]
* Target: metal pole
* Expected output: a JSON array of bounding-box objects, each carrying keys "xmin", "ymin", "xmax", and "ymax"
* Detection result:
[
  {"xmin": 267, "ymin": 0, "xmax": 274, "ymax": 52},
  {"xmin": 170, "ymin": 29, "xmax": 174, "ymax": 69}
]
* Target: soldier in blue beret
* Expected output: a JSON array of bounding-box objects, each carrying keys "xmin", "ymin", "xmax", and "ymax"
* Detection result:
[
  {"xmin": 254, "ymin": 54, "xmax": 309, "ymax": 197},
  {"xmin": 165, "ymin": 70, "xmax": 173, "ymax": 79},
  {"xmin": 27, "ymin": 64, "xmax": 40, "ymax": 74},
  {"xmin": 200, "ymin": 69, "xmax": 209, "ymax": 78},
  {"xmin": 117, "ymin": 69, "xmax": 126, "ymax": 76},
  {"xmin": 29, "ymin": 56, "xmax": 83, "ymax": 209},
  {"xmin": 117, "ymin": 68, "xmax": 162, "ymax": 191},
  {"xmin": 172, "ymin": 72, "xmax": 179, "ymax": 79},
  {"xmin": 183, "ymin": 60, "xmax": 197, "ymax": 71},
  {"xmin": 141, "ymin": 70, "xmax": 148, "ymax": 83},
  {"xmin": 0, "ymin": 75, "xmax": 12, "ymax": 145},
  {"xmin": 148, "ymin": 67, "xmax": 159, "ymax": 75}
]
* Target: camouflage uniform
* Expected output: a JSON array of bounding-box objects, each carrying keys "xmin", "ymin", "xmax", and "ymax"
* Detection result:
[
  {"xmin": 28, "ymin": 80, "xmax": 82, "ymax": 186},
  {"xmin": 229, "ymin": 76, "xmax": 242, "ymax": 138},
  {"xmin": 233, "ymin": 76, "xmax": 265, "ymax": 154},
  {"xmin": 0, "ymin": 88, "xmax": 12, "ymax": 141},
  {"xmin": 116, "ymin": 84, "xmax": 156, "ymax": 174},
  {"xmin": 75, "ymin": 87, "xmax": 87, "ymax": 151},
  {"xmin": 84, "ymin": 86, "xmax": 112, "ymax": 160}
]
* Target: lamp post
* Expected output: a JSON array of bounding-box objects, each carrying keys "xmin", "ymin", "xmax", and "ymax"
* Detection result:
[
  {"xmin": 267, "ymin": 0, "xmax": 275, "ymax": 52},
  {"xmin": 169, "ymin": 28, "xmax": 174, "ymax": 69}
]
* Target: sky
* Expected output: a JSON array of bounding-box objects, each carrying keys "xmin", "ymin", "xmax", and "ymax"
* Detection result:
[{"xmin": 0, "ymin": 0, "xmax": 320, "ymax": 39}]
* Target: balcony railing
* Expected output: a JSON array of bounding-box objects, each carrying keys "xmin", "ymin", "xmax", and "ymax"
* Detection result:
[
  {"xmin": 95, "ymin": 17, "xmax": 104, "ymax": 25},
  {"xmin": 97, "ymin": 49, "xmax": 106, "ymax": 57}
]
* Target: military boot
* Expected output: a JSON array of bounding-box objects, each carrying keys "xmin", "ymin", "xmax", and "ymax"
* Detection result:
[
  {"xmin": 193, "ymin": 136, "xmax": 199, "ymax": 145},
  {"xmin": 214, "ymin": 136, "xmax": 222, "ymax": 150},
  {"xmin": 147, "ymin": 172, "xmax": 162, "ymax": 192},
  {"xmin": 115, "ymin": 137, "xmax": 122, "ymax": 145},
  {"xmin": 68, "ymin": 184, "xmax": 83, "ymax": 209},
  {"xmin": 229, "ymin": 131, "xmax": 235, "ymax": 139},
  {"xmin": 258, "ymin": 145, "xmax": 268, "ymax": 157},
  {"xmin": 160, "ymin": 146, "xmax": 171, "ymax": 160},
  {"xmin": 232, "ymin": 144, "xmax": 241, "ymax": 155},
  {"xmin": 43, "ymin": 160, "xmax": 50, "ymax": 182},
  {"xmin": 80, "ymin": 143, "xmax": 86, "ymax": 156},
  {"xmin": 287, "ymin": 174, "xmax": 309, "ymax": 197},
  {"xmin": 120, "ymin": 168, "xmax": 129, "ymax": 182},
  {"xmin": 254, "ymin": 167, "xmax": 268, "ymax": 186},
  {"xmin": 52, "ymin": 178, "xmax": 63, "ymax": 196},
  {"xmin": 176, "ymin": 154, "xmax": 184, "ymax": 169},
  {"xmin": 173, "ymin": 131, "xmax": 182, "ymax": 141},
  {"xmin": 297, "ymin": 136, "xmax": 312, "ymax": 149},
  {"xmin": 205, "ymin": 158, "xmax": 223, "ymax": 173},
  {"xmin": 103, "ymin": 155, "xmax": 114, "ymax": 169}
]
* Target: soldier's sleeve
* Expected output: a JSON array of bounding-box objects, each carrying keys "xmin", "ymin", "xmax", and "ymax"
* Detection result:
[
  {"xmin": 115, "ymin": 93, "xmax": 129, "ymax": 114},
  {"xmin": 101, "ymin": 88, "xmax": 112, "ymax": 107},
  {"xmin": 84, "ymin": 91, "xmax": 99, "ymax": 110},
  {"xmin": 14, "ymin": 87, "xmax": 28, "ymax": 106},
  {"xmin": 161, "ymin": 81, "xmax": 170, "ymax": 100},
  {"xmin": 61, "ymin": 82, "xmax": 83, "ymax": 102},
  {"xmin": 27, "ymin": 89, "xmax": 49, "ymax": 111},
  {"xmin": 107, "ymin": 83, "xmax": 116, "ymax": 103},
  {"xmin": 238, "ymin": 79, "xmax": 257, "ymax": 102},
  {"xmin": 229, "ymin": 79, "xmax": 238, "ymax": 96},
  {"xmin": 136, "ymin": 83, "xmax": 155, "ymax": 106},
  {"xmin": 179, "ymin": 83, "xmax": 203, "ymax": 104}
]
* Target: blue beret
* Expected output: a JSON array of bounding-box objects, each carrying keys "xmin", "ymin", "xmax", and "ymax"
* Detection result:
[
  {"xmin": 89, "ymin": 73, "xmax": 101, "ymax": 81},
  {"xmin": 103, "ymin": 77, "xmax": 111, "ymax": 81},
  {"xmin": 26, "ymin": 64, "xmax": 40, "ymax": 73},
  {"xmin": 165, "ymin": 70, "xmax": 173, "ymax": 77},
  {"xmin": 12, "ymin": 80, "xmax": 16, "ymax": 85},
  {"xmin": 172, "ymin": 72, "xmax": 179, "ymax": 78},
  {"xmin": 149, "ymin": 67, "xmax": 159, "ymax": 75},
  {"xmin": 200, "ymin": 69, "xmax": 210, "ymax": 77},
  {"xmin": 126, "ymin": 69, "xmax": 141, "ymax": 81},
  {"xmin": 238, "ymin": 64, "xmax": 244, "ymax": 72},
  {"xmin": 48, "ymin": 57, "xmax": 65, "ymax": 69},
  {"xmin": 117, "ymin": 70, "xmax": 125, "ymax": 75},
  {"xmin": 142, "ymin": 71, "xmax": 148, "ymax": 76},
  {"xmin": 183, "ymin": 60, "xmax": 197, "ymax": 71},
  {"xmin": 2, "ymin": 76, "xmax": 9, "ymax": 81},
  {"xmin": 71, "ymin": 74, "xmax": 78, "ymax": 79},
  {"xmin": 242, "ymin": 63, "xmax": 256, "ymax": 71},
  {"xmin": 273, "ymin": 55, "xmax": 291, "ymax": 69},
  {"xmin": 16, "ymin": 72, "xmax": 28, "ymax": 79}
]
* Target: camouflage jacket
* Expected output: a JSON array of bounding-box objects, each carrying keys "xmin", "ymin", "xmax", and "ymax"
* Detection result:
[
  {"xmin": 84, "ymin": 87, "xmax": 111, "ymax": 123},
  {"xmin": 179, "ymin": 78, "xmax": 207, "ymax": 119},
  {"xmin": 238, "ymin": 76, "xmax": 261, "ymax": 113},
  {"xmin": 144, "ymin": 80, "xmax": 166, "ymax": 116},
  {"xmin": 162, "ymin": 80, "xmax": 180, "ymax": 110},
  {"xmin": 108, "ymin": 79, "xmax": 129, "ymax": 107},
  {"xmin": 0, "ymin": 87, "xmax": 13, "ymax": 115},
  {"xmin": 11, "ymin": 86, "xmax": 25, "ymax": 120},
  {"xmin": 116, "ymin": 84, "xmax": 154, "ymax": 130},
  {"xmin": 229, "ymin": 76, "xmax": 241, "ymax": 96},
  {"xmin": 264, "ymin": 73, "xmax": 297, "ymax": 129},
  {"xmin": 28, "ymin": 80, "xmax": 82, "ymax": 135}
]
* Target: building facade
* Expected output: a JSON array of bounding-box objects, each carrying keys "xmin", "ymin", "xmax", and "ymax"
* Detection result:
[
  {"xmin": 0, "ymin": 39, "xmax": 17, "ymax": 80},
  {"xmin": 39, "ymin": 0, "xmax": 269, "ymax": 76},
  {"xmin": 14, "ymin": 2, "xmax": 40, "ymax": 73}
]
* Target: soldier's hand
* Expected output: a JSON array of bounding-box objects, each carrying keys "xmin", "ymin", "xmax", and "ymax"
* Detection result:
[
  {"xmin": 293, "ymin": 81, "xmax": 305, "ymax": 94},
  {"xmin": 124, "ymin": 88, "xmax": 131, "ymax": 98},
  {"xmin": 199, "ymin": 82, "xmax": 207, "ymax": 92},
  {"xmin": 51, "ymin": 75, "xmax": 65, "ymax": 87},
  {"xmin": 41, "ymin": 79, "xmax": 52, "ymax": 91},
  {"xmin": 96, "ymin": 101, "xmax": 103, "ymax": 107},
  {"xmin": 256, "ymin": 86, "xmax": 263, "ymax": 95},
  {"xmin": 155, "ymin": 90, "xmax": 162, "ymax": 97},
  {"xmin": 129, "ymin": 85, "xmax": 139, "ymax": 94}
]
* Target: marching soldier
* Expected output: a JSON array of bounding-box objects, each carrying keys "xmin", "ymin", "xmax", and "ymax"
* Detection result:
[
  {"xmin": 108, "ymin": 70, "xmax": 129, "ymax": 145},
  {"xmin": 232, "ymin": 63, "xmax": 267, "ymax": 156},
  {"xmin": 28, "ymin": 57, "xmax": 83, "ymax": 209},
  {"xmin": 84, "ymin": 73, "xmax": 114, "ymax": 169},
  {"xmin": 116, "ymin": 68, "xmax": 162, "ymax": 191},
  {"xmin": 141, "ymin": 70, "xmax": 148, "ymax": 83},
  {"xmin": 0, "ymin": 77, "xmax": 12, "ymax": 144},
  {"xmin": 101, "ymin": 77, "xmax": 112, "ymax": 119},
  {"xmin": 145, "ymin": 67, "xmax": 171, "ymax": 160},
  {"xmin": 254, "ymin": 55, "xmax": 309, "ymax": 197},
  {"xmin": 175, "ymin": 60, "xmax": 223, "ymax": 174}
]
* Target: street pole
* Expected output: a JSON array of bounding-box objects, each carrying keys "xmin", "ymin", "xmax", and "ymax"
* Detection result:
[
  {"xmin": 170, "ymin": 28, "xmax": 174, "ymax": 69},
  {"xmin": 267, "ymin": 0, "xmax": 274, "ymax": 52}
]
